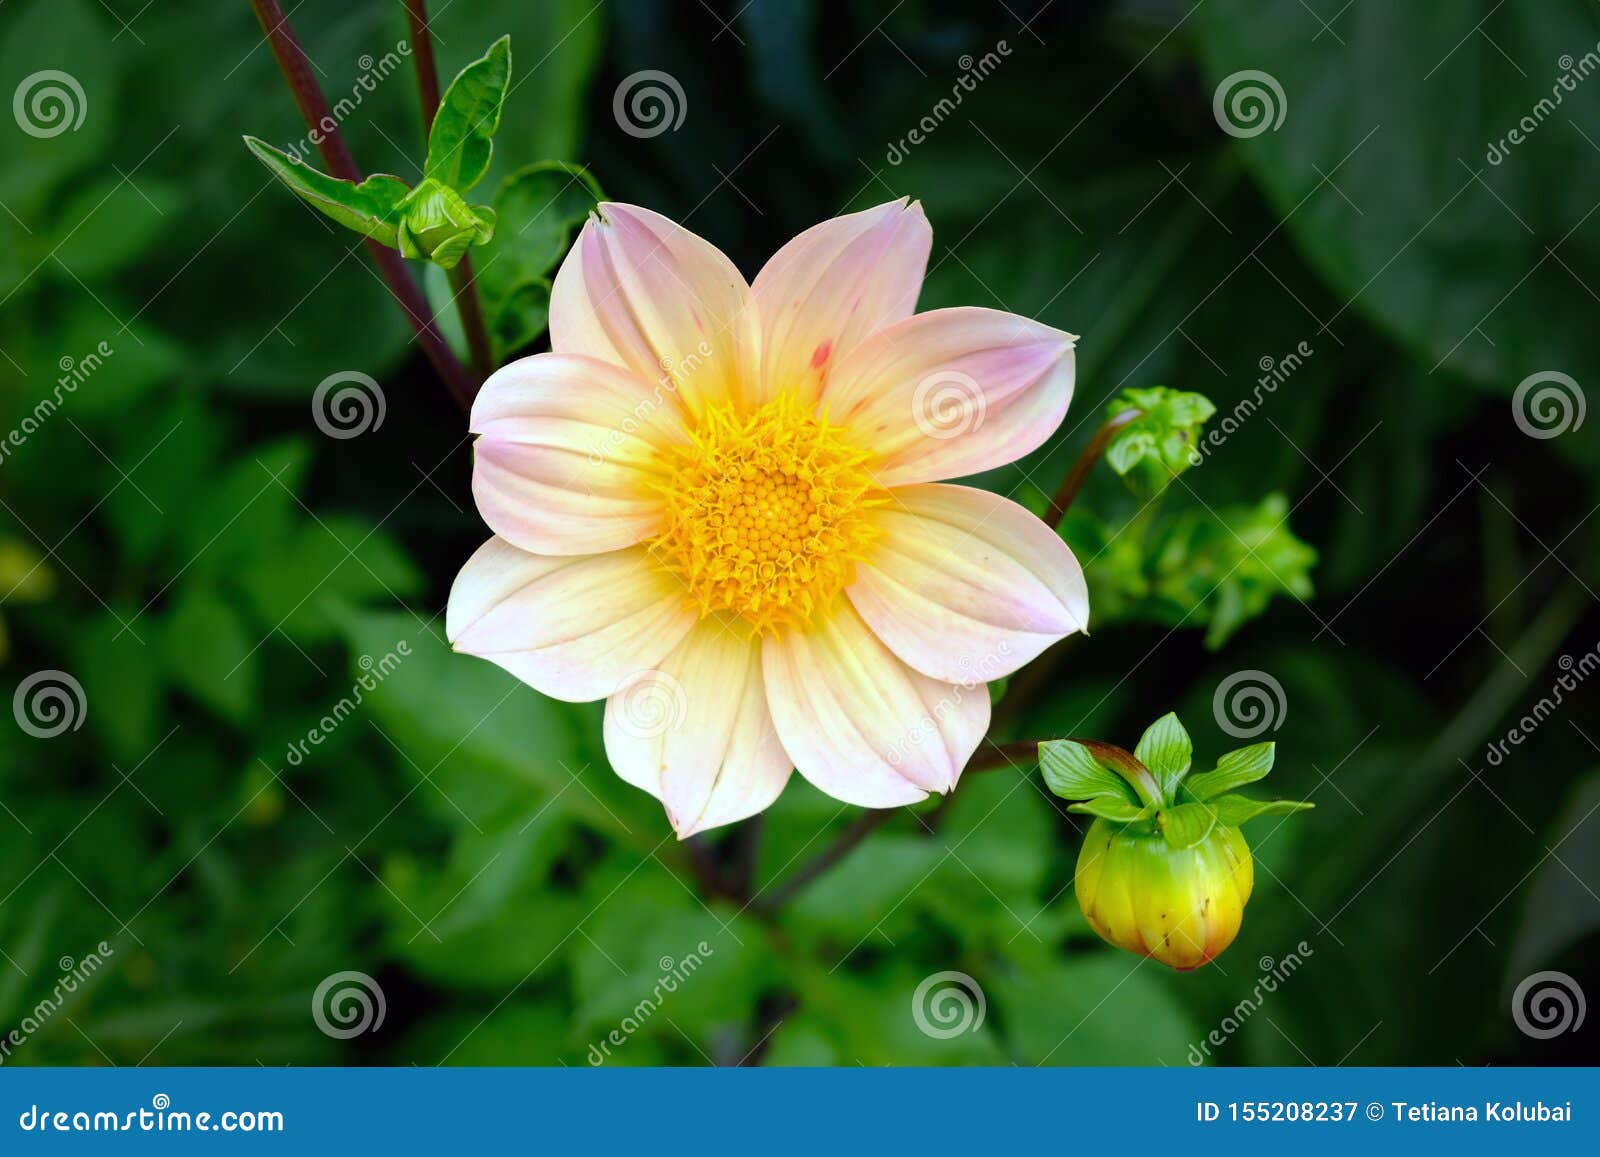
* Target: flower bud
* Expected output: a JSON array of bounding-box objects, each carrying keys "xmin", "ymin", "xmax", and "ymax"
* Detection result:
[
  {"xmin": 396, "ymin": 179, "xmax": 496, "ymax": 269},
  {"xmin": 1075, "ymin": 817, "xmax": 1253, "ymax": 970},
  {"xmin": 1039, "ymin": 712, "xmax": 1311, "ymax": 971}
]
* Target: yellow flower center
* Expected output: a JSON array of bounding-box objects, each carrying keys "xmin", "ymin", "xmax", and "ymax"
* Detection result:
[{"xmin": 650, "ymin": 393, "xmax": 881, "ymax": 633}]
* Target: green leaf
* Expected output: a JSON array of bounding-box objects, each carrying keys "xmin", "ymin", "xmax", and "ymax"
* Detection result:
[
  {"xmin": 1194, "ymin": 0, "xmax": 1600, "ymax": 419},
  {"xmin": 51, "ymin": 176, "xmax": 181, "ymax": 279},
  {"xmin": 161, "ymin": 587, "xmax": 258, "ymax": 725},
  {"xmin": 470, "ymin": 161, "xmax": 601, "ymax": 358},
  {"xmin": 1186, "ymin": 741, "xmax": 1276, "ymax": 800},
  {"xmin": 1133, "ymin": 712, "xmax": 1192, "ymax": 801},
  {"xmin": 243, "ymin": 136, "xmax": 409, "ymax": 246},
  {"xmin": 482, "ymin": 162, "xmax": 604, "ymax": 294},
  {"xmin": 490, "ymin": 279, "xmax": 552, "ymax": 360},
  {"xmin": 993, "ymin": 955, "xmax": 1199, "ymax": 1065},
  {"xmin": 1212, "ymin": 794, "xmax": 1314, "ymax": 826},
  {"xmin": 1039, "ymin": 739, "xmax": 1139, "ymax": 804},
  {"xmin": 424, "ymin": 36, "xmax": 511, "ymax": 193},
  {"xmin": 1079, "ymin": 493, "xmax": 1318, "ymax": 651},
  {"xmin": 1067, "ymin": 798, "xmax": 1154, "ymax": 823},
  {"xmin": 1156, "ymin": 802, "xmax": 1218, "ymax": 849}
]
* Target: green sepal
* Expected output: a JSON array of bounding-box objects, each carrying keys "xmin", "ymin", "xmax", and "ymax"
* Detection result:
[
  {"xmin": 1212, "ymin": 795, "xmax": 1314, "ymax": 826},
  {"xmin": 425, "ymin": 35, "xmax": 512, "ymax": 193},
  {"xmin": 396, "ymin": 180, "xmax": 496, "ymax": 269},
  {"xmin": 1067, "ymin": 798, "xmax": 1156, "ymax": 824},
  {"xmin": 1185, "ymin": 742, "xmax": 1276, "ymax": 801},
  {"xmin": 1133, "ymin": 712, "xmax": 1192, "ymax": 803},
  {"xmin": 243, "ymin": 136, "xmax": 409, "ymax": 246},
  {"xmin": 1040, "ymin": 739, "xmax": 1140, "ymax": 806},
  {"xmin": 1155, "ymin": 802, "xmax": 1219, "ymax": 849}
]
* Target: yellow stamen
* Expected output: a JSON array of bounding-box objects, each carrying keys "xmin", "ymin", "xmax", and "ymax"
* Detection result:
[{"xmin": 649, "ymin": 392, "xmax": 881, "ymax": 634}]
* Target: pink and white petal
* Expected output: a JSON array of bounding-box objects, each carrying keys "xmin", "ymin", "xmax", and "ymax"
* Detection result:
[
  {"xmin": 446, "ymin": 537, "xmax": 695, "ymax": 702},
  {"xmin": 750, "ymin": 199, "xmax": 931, "ymax": 408},
  {"xmin": 820, "ymin": 307, "xmax": 1076, "ymax": 486},
  {"xmin": 604, "ymin": 618, "xmax": 792, "ymax": 838},
  {"xmin": 548, "ymin": 202, "xmax": 759, "ymax": 419},
  {"xmin": 470, "ymin": 353, "xmax": 683, "ymax": 556},
  {"xmin": 848, "ymin": 483, "xmax": 1089, "ymax": 683},
  {"xmin": 761, "ymin": 598, "xmax": 990, "ymax": 806}
]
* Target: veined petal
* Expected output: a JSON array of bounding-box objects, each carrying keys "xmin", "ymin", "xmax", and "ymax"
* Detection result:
[
  {"xmin": 820, "ymin": 307, "xmax": 1076, "ymax": 486},
  {"xmin": 603, "ymin": 618, "xmax": 791, "ymax": 838},
  {"xmin": 848, "ymin": 483, "xmax": 1089, "ymax": 683},
  {"xmin": 471, "ymin": 353, "xmax": 686, "ymax": 556},
  {"xmin": 761, "ymin": 598, "xmax": 990, "ymax": 806},
  {"xmin": 447, "ymin": 537, "xmax": 695, "ymax": 702},
  {"xmin": 549, "ymin": 202, "xmax": 759, "ymax": 419},
  {"xmin": 751, "ymin": 199, "xmax": 930, "ymax": 408}
]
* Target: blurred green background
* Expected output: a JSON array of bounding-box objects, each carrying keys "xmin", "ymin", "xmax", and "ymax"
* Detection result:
[{"xmin": 1, "ymin": 0, "xmax": 1597, "ymax": 1066}]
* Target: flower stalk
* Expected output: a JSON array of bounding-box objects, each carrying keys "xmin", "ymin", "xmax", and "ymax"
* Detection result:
[
  {"xmin": 400, "ymin": 0, "xmax": 496, "ymax": 383},
  {"xmin": 1046, "ymin": 406, "xmax": 1142, "ymax": 527},
  {"xmin": 247, "ymin": 0, "xmax": 476, "ymax": 412}
]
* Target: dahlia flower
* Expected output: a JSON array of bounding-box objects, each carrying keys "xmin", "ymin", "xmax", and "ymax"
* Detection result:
[{"xmin": 447, "ymin": 199, "xmax": 1087, "ymax": 836}]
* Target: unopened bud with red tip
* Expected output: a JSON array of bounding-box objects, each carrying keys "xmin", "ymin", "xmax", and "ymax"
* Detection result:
[{"xmin": 1039, "ymin": 712, "xmax": 1311, "ymax": 970}]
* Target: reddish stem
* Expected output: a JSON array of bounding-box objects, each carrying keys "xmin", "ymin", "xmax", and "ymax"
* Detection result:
[
  {"xmin": 248, "ymin": 0, "xmax": 475, "ymax": 413},
  {"xmin": 1046, "ymin": 408, "xmax": 1142, "ymax": 527},
  {"xmin": 401, "ymin": 0, "xmax": 496, "ymax": 384}
]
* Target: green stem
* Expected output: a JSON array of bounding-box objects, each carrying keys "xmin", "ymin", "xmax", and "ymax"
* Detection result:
[
  {"xmin": 248, "ymin": 0, "xmax": 474, "ymax": 413},
  {"xmin": 402, "ymin": 0, "xmax": 496, "ymax": 384}
]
